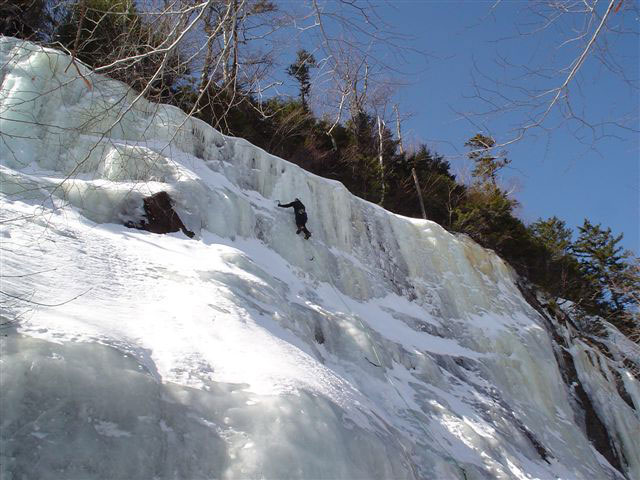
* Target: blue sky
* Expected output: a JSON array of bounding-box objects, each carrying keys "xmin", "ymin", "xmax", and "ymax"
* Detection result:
[{"xmin": 369, "ymin": 1, "xmax": 639, "ymax": 254}]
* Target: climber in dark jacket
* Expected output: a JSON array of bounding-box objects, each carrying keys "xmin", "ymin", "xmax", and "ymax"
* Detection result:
[{"xmin": 278, "ymin": 198, "xmax": 311, "ymax": 239}]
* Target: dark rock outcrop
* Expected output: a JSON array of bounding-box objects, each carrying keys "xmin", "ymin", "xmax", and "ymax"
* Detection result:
[{"xmin": 125, "ymin": 191, "xmax": 195, "ymax": 238}]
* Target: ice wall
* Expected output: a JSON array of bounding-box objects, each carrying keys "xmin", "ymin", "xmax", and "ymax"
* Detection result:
[
  {"xmin": 0, "ymin": 38, "xmax": 514, "ymax": 308},
  {"xmin": 2, "ymin": 333, "xmax": 415, "ymax": 480},
  {"xmin": 1, "ymin": 37, "xmax": 638, "ymax": 480}
]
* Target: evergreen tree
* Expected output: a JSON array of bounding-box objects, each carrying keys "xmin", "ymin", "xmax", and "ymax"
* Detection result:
[
  {"xmin": 528, "ymin": 217, "xmax": 594, "ymax": 305},
  {"xmin": 452, "ymin": 135, "xmax": 522, "ymax": 259},
  {"xmin": 55, "ymin": 0, "xmax": 187, "ymax": 100},
  {"xmin": 385, "ymin": 145, "xmax": 462, "ymax": 226},
  {"xmin": 341, "ymin": 111, "xmax": 398, "ymax": 203},
  {"xmin": 287, "ymin": 49, "xmax": 317, "ymax": 110},
  {"xmin": 573, "ymin": 220, "xmax": 636, "ymax": 317},
  {"xmin": 56, "ymin": 0, "xmax": 139, "ymax": 66},
  {"xmin": 530, "ymin": 216, "xmax": 573, "ymax": 259},
  {"xmin": 610, "ymin": 258, "xmax": 639, "ymax": 335},
  {"xmin": 452, "ymin": 186, "xmax": 523, "ymax": 258},
  {"xmin": 465, "ymin": 134, "xmax": 510, "ymax": 186},
  {"xmin": 1, "ymin": 0, "xmax": 54, "ymax": 40}
]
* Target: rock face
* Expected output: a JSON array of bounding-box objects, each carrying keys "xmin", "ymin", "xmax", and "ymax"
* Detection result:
[
  {"xmin": 1, "ymin": 36, "xmax": 638, "ymax": 480},
  {"xmin": 125, "ymin": 191, "xmax": 195, "ymax": 238},
  {"xmin": 518, "ymin": 282, "xmax": 638, "ymax": 476}
]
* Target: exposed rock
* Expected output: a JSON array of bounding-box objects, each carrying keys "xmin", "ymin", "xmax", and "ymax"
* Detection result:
[
  {"xmin": 517, "ymin": 281, "xmax": 625, "ymax": 475},
  {"xmin": 125, "ymin": 191, "xmax": 194, "ymax": 238}
]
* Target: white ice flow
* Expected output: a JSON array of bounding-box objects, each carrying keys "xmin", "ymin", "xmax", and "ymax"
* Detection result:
[{"xmin": 1, "ymin": 37, "xmax": 638, "ymax": 480}]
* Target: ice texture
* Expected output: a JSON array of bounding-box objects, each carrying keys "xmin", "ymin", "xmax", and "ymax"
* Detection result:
[{"xmin": 1, "ymin": 37, "xmax": 638, "ymax": 480}]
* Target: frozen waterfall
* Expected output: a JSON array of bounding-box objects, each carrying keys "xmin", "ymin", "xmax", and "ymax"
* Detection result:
[{"xmin": 1, "ymin": 37, "xmax": 638, "ymax": 480}]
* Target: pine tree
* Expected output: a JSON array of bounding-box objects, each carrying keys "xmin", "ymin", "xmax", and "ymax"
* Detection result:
[
  {"xmin": 610, "ymin": 258, "xmax": 639, "ymax": 336},
  {"xmin": 528, "ymin": 217, "xmax": 593, "ymax": 305},
  {"xmin": 340, "ymin": 111, "xmax": 397, "ymax": 203},
  {"xmin": 530, "ymin": 217, "xmax": 573, "ymax": 259},
  {"xmin": 453, "ymin": 135, "xmax": 521, "ymax": 258},
  {"xmin": 55, "ymin": 0, "xmax": 187, "ymax": 100},
  {"xmin": 1, "ymin": 0, "xmax": 53, "ymax": 40},
  {"xmin": 572, "ymin": 220, "xmax": 635, "ymax": 316},
  {"xmin": 385, "ymin": 145, "xmax": 462, "ymax": 226},
  {"xmin": 452, "ymin": 187, "xmax": 521, "ymax": 256},
  {"xmin": 464, "ymin": 134, "xmax": 510, "ymax": 186},
  {"xmin": 287, "ymin": 49, "xmax": 317, "ymax": 110}
]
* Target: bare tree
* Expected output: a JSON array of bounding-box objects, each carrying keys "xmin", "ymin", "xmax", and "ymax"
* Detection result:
[
  {"xmin": 461, "ymin": 0, "xmax": 639, "ymax": 151},
  {"xmin": 376, "ymin": 114, "xmax": 386, "ymax": 204},
  {"xmin": 394, "ymin": 104, "xmax": 427, "ymax": 219},
  {"xmin": 301, "ymin": 0, "xmax": 416, "ymax": 147}
]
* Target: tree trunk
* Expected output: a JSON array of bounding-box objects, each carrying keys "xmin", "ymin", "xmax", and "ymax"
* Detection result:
[
  {"xmin": 394, "ymin": 105, "xmax": 427, "ymax": 220},
  {"xmin": 198, "ymin": 6, "xmax": 216, "ymax": 97},
  {"xmin": 412, "ymin": 167, "xmax": 427, "ymax": 220},
  {"xmin": 231, "ymin": 0, "xmax": 239, "ymax": 92},
  {"xmin": 377, "ymin": 115, "xmax": 386, "ymax": 205}
]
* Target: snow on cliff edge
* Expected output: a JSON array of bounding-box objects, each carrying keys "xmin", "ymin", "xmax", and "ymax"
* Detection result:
[{"xmin": 1, "ymin": 37, "xmax": 637, "ymax": 480}]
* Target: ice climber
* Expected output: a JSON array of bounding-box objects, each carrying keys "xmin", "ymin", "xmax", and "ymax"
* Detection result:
[{"xmin": 278, "ymin": 198, "xmax": 311, "ymax": 239}]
